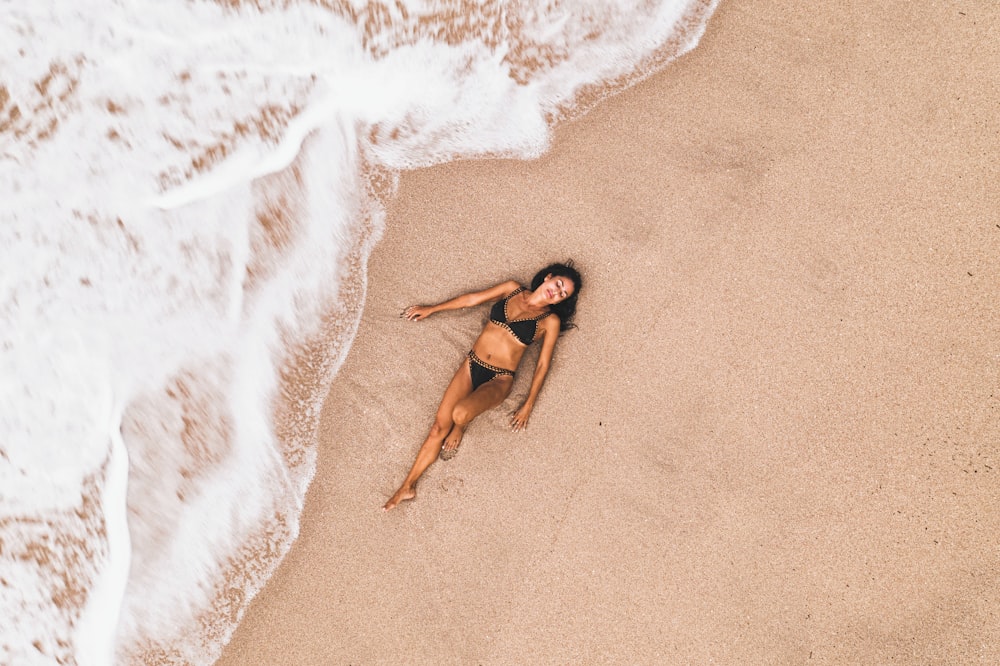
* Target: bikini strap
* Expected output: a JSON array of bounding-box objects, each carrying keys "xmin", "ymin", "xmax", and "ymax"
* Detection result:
[
  {"xmin": 505, "ymin": 286, "xmax": 524, "ymax": 301},
  {"xmin": 501, "ymin": 286, "xmax": 523, "ymax": 323}
]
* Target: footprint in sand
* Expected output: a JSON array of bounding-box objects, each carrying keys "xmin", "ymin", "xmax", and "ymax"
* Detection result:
[{"xmin": 439, "ymin": 476, "xmax": 465, "ymax": 494}]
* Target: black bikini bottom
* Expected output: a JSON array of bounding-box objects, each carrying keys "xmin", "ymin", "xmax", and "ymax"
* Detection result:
[{"xmin": 467, "ymin": 350, "xmax": 514, "ymax": 390}]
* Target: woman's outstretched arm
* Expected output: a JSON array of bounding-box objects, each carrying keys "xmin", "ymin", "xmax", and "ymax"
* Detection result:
[
  {"xmin": 402, "ymin": 279, "xmax": 520, "ymax": 321},
  {"xmin": 509, "ymin": 315, "xmax": 561, "ymax": 432}
]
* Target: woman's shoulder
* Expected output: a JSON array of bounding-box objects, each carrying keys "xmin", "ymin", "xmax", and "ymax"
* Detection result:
[
  {"xmin": 498, "ymin": 279, "xmax": 523, "ymax": 296},
  {"xmin": 539, "ymin": 310, "xmax": 561, "ymax": 328},
  {"xmin": 479, "ymin": 280, "xmax": 522, "ymax": 302}
]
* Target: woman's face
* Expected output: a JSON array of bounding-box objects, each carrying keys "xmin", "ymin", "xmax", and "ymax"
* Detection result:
[{"xmin": 538, "ymin": 273, "xmax": 575, "ymax": 304}]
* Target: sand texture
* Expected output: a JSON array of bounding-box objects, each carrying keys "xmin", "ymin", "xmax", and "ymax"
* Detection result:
[{"xmin": 217, "ymin": 0, "xmax": 1000, "ymax": 663}]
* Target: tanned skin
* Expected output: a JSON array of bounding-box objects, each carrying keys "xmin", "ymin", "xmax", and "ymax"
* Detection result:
[{"xmin": 383, "ymin": 274, "xmax": 575, "ymax": 511}]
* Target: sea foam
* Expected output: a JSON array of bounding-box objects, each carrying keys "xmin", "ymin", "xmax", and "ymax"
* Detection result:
[{"xmin": 0, "ymin": 0, "xmax": 718, "ymax": 662}]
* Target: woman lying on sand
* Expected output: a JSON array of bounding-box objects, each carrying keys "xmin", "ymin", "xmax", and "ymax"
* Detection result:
[{"xmin": 383, "ymin": 262, "xmax": 582, "ymax": 511}]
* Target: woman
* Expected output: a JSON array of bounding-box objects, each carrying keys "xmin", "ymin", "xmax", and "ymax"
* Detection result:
[{"xmin": 383, "ymin": 262, "xmax": 582, "ymax": 511}]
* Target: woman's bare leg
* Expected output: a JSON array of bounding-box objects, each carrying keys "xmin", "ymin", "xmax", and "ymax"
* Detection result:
[
  {"xmin": 383, "ymin": 360, "xmax": 473, "ymax": 511},
  {"xmin": 440, "ymin": 377, "xmax": 513, "ymax": 458}
]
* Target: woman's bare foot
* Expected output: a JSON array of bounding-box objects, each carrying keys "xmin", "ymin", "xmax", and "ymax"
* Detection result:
[
  {"xmin": 383, "ymin": 486, "xmax": 416, "ymax": 511},
  {"xmin": 439, "ymin": 424, "xmax": 466, "ymax": 461}
]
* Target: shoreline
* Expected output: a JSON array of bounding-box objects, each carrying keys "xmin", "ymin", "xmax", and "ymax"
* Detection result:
[{"xmin": 218, "ymin": 0, "xmax": 1000, "ymax": 662}]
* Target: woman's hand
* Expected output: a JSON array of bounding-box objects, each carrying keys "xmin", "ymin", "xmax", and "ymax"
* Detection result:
[
  {"xmin": 400, "ymin": 305, "xmax": 434, "ymax": 321},
  {"xmin": 509, "ymin": 404, "xmax": 533, "ymax": 432}
]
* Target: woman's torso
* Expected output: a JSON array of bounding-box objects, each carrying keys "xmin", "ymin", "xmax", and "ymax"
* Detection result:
[{"xmin": 471, "ymin": 286, "xmax": 552, "ymax": 371}]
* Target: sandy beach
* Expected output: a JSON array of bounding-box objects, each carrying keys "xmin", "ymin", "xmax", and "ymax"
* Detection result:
[{"xmin": 217, "ymin": 0, "xmax": 999, "ymax": 663}]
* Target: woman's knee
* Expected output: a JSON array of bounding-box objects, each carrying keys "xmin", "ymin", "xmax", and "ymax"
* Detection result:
[
  {"xmin": 451, "ymin": 402, "xmax": 473, "ymax": 427},
  {"xmin": 429, "ymin": 418, "xmax": 452, "ymax": 438}
]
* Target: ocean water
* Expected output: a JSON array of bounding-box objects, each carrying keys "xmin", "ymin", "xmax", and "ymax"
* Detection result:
[{"xmin": 0, "ymin": 0, "xmax": 718, "ymax": 662}]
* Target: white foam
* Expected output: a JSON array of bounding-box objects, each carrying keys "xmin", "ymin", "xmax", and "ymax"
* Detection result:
[
  {"xmin": 1, "ymin": 0, "xmax": 719, "ymax": 662},
  {"xmin": 74, "ymin": 407, "xmax": 131, "ymax": 666}
]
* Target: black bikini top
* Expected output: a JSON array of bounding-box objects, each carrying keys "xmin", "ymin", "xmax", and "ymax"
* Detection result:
[{"xmin": 490, "ymin": 286, "xmax": 552, "ymax": 345}]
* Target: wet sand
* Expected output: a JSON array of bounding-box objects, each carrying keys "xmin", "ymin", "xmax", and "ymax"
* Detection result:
[{"xmin": 217, "ymin": 0, "xmax": 1000, "ymax": 662}]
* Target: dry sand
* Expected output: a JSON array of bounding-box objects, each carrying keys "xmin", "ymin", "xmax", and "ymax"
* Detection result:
[{"xmin": 217, "ymin": 0, "xmax": 999, "ymax": 662}]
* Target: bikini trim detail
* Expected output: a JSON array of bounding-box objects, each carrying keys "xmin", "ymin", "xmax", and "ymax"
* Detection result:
[
  {"xmin": 467, "ymin": 350, "xmax": 514, "ymax": 390},
  {"xmin": 468, "ymin": 350, "xmax": 514, "ymax": 377},
  {"xmin": 489, "ymin": 286, "xmax": 552, "ymax": 346}
]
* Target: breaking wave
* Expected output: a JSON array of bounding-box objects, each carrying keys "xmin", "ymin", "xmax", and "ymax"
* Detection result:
[{"xmin": 0, "ymin": 0, "xmax": 718, "ymax": 662}]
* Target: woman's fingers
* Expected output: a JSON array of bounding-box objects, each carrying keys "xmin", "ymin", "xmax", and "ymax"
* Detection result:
[{"xmin": 399, "ymin": 306, "xmax": 422, "ymax": 320}]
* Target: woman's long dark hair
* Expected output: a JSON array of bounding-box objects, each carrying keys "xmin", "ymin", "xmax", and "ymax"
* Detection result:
[{"xmin": 531, "ymin": 261, "xmax": 582, "ymax": 332}]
